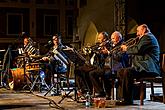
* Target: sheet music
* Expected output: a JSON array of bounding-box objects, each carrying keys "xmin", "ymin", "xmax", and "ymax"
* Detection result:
[{"xmin": 53, "ymin": 49, "xmax": 68, "ymax": 71}]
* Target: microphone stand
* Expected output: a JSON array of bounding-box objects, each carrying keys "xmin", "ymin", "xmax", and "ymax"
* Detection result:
[{"xmin": 1, "ymin": 45, "xmax": 12, "ymax": 89}]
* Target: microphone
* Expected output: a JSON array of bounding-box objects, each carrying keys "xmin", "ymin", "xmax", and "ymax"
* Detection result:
[
  {"xmin": 22, "ymin": 32, "xmax": 25, "ymax": 35},
  {"xmin": 44, "ymin": 40, "xmax": 52, "ymax": 47}
]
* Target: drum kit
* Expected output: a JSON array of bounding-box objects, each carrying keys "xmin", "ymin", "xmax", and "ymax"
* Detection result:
[
  {"xmin": 7, "ymin": 38, "xmax": 48, "ymax": 91},
  {"xmin": 8, "ymin": 54, "xmax": 45, "ymax": 91}
]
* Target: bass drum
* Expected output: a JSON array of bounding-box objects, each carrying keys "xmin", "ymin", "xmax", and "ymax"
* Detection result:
[{"xmin": 8, "ymin": 68, "xmax": 27, "ymax": 90}]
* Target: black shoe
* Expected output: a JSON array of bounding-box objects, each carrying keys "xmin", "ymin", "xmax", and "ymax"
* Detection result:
[
  {"xmin": 95, "ymin": 92, "xmax": 106, "ymax": 98},
  {"xmin": 106, "ymin": 95, "xmax": 111, "ymax": 100},
  {"xmin": 116, "ymin": 100, "xmax": 133, "ymax": 105}
]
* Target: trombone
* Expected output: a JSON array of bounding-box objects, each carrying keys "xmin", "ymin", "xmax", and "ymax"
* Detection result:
[{"xmin": 110, "ymin": 37, "xmax": 139, "ymax": 53}]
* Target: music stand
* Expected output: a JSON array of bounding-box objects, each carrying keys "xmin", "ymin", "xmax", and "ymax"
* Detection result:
[
  {"xmin": 57, "ymin": 48, "xmax": 87, "ymax": 103},
  {"xmin": 44, "ymin": 53, "xmax": 69, "ymax": 97}
]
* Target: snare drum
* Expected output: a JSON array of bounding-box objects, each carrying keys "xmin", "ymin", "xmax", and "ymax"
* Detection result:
[
  {"xmin": 26, "ymin": 63, "xmax": 40, "ymax": 71},
  {"xmin": 8, "ymin": 68, "xmax": 28, "ymax": 90}
]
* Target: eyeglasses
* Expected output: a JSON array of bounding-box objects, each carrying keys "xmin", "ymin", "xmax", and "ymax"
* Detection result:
[{"xmin": 52, "ymin": 37, "xmax": 58, "ymax": 40}]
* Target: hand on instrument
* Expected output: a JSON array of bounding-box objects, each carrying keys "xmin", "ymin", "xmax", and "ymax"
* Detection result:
[
  {"xmin": 121, "ymin": 44, "xmax": 127, "ymax": 52},
  {"xmin": 100, "ymin": 47, "xmax": 109, "ymax": 54},
  {"xmin": 42, "ymin": 57, "xmax": 49, "ymax": 61}
]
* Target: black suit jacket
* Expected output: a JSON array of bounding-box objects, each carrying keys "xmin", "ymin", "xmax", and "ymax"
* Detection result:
[{"xmin": 127, "ymin": 33, "xmax": 160, "ymax": 75}]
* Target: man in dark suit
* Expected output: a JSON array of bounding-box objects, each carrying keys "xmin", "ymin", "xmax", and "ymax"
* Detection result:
[{"xmin": 117, "ymin": 24, "xmax": 160, "ymax": 105}]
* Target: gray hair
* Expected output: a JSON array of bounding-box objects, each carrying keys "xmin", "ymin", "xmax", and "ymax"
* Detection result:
[{"xmin": 113, "ymin": 31, "xmax": 123, "ymax": 41}]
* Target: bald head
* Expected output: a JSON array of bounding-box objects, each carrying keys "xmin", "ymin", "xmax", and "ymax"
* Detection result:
[
  {"xmin": 137, "ymin": 24, "xmax": 151, "ymax": 38},
  {"xmin": 111, "ymin": 31, "xmax": 122, "ymax": 45}
]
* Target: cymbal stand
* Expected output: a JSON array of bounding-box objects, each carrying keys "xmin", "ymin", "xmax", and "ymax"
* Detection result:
[
  {"xmin": 22, "ymin": 56, "xmax": 33, "ymax": 90},
  {"xmin": 0, "ymin": 69, "xmax": 9, "ymax": 88},
  {"xmin": 0, "ymin": 46, "xmax": 11, "ymax": 89}
]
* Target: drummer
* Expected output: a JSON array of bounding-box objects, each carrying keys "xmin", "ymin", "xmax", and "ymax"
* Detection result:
[
  {"xmin": 16, "ymin": 33, "xmax": 39, "ymax": 67},
  {"xmin": 17, "ymin": 33, "xmax": 29, "ymax": 55}
]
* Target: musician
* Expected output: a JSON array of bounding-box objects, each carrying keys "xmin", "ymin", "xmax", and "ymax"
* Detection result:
[
  {"xmin": 105, "ymin": 31, "xmax": 129, "ymax": 99},
  {"xmin": 88, "ymin": 31, "xmax": 111, "ymax": 98},
  {"xmin": 117, "ymin": 24, "xmax": 160, "ymax": 105},
  {"xmin": 42, "ymin": 34, "xmax": 70, "ymax": 92},
  {"xmin": 89, "ymin": 31, "xmax": 129, "ymax": 99},
  {"xmin": 16, "ymin": 33, "xmax": 31, "ymax": 68},
  {"xmin": 42, "ymin": 34, "xmax": 69, "ymax": 71},
  {"xmin": 75, "ymin": 31, "xmax": 110, "ymax": 98},
  {"xmin": 17, "ymin": 33, "xmax": 29, "ymax": 55}
]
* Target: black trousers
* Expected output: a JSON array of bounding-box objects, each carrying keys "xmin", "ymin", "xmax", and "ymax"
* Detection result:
[
  {"xmin": 117, "ymin": 67, "xmax": 159, "ymax": 103},
  {"xmin": 89, "ymin": 67, "xmax": 112, "ymax": 96},
  {"xmin": 75, "ymin": 65, "xmax": 94, "ymax": 94}
]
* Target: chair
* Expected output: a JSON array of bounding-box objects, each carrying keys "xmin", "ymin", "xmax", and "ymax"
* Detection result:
[
  {"xmin": 43, "ymin": 70, "xmax": 66, "ymax": 96},
  {"xmin": 138, "ymin": 76, "xmax": 162, "ymax": 105},
  {"xmin": 57, "ymin": 62, "xmax": 77, "ymax": 104},
  {"xmin": 161, "ymin": 53, "xmax": 165, "ymax": 103},
  {"xmin": 137, "ymin": 53, "xmax": 165, "ymax": 105}
]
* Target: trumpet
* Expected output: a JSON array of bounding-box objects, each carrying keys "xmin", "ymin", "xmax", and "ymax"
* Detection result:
[{"xmin": 83, "ymin": 40, "xmax": 112, "ymax": 55}]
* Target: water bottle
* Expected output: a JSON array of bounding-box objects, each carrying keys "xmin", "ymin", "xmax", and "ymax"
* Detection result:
[
  {"xmin": 40, "ymin": 70, "xmax": 45, "ymax": 85},
  {"xmin": 85, "ymin": 92, "xmax": 91, "ymax": 108}
]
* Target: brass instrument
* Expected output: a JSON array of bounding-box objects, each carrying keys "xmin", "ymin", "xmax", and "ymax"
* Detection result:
[
  {"xmin": 83, "ymin": 40, "xmax": 111, "ymax": 55},
  {"xmin": 110, "ymin": 37, "xmax": 139, "ymax": 53},
  {"xmin": 123, "ymin": 37, "xmax": 139, "ymax": 47}
]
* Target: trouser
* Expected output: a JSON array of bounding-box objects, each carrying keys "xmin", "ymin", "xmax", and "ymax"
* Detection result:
[
  {"xmin": 89, "ymin": 67, "xmax": 104, "ymax": 94},
  {"xmin": 89, "ymin": 67, "xmax": 112, "ymax": 96},
  {"xmin": 117, "ymin": 67, "xmax": 159, "ymax": 103},
  {"xmin": 75, "ymin": 65, "xmax": 94, "ymax": 94},
  {"xmin": 103, "ymin": 69, "xmax": 113, "ymax": 97}
]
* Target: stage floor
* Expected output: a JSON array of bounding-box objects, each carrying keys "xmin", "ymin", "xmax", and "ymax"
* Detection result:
[{"xmin": 0, "ymin": 84, "xmax": 165, "ymax": 110}]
